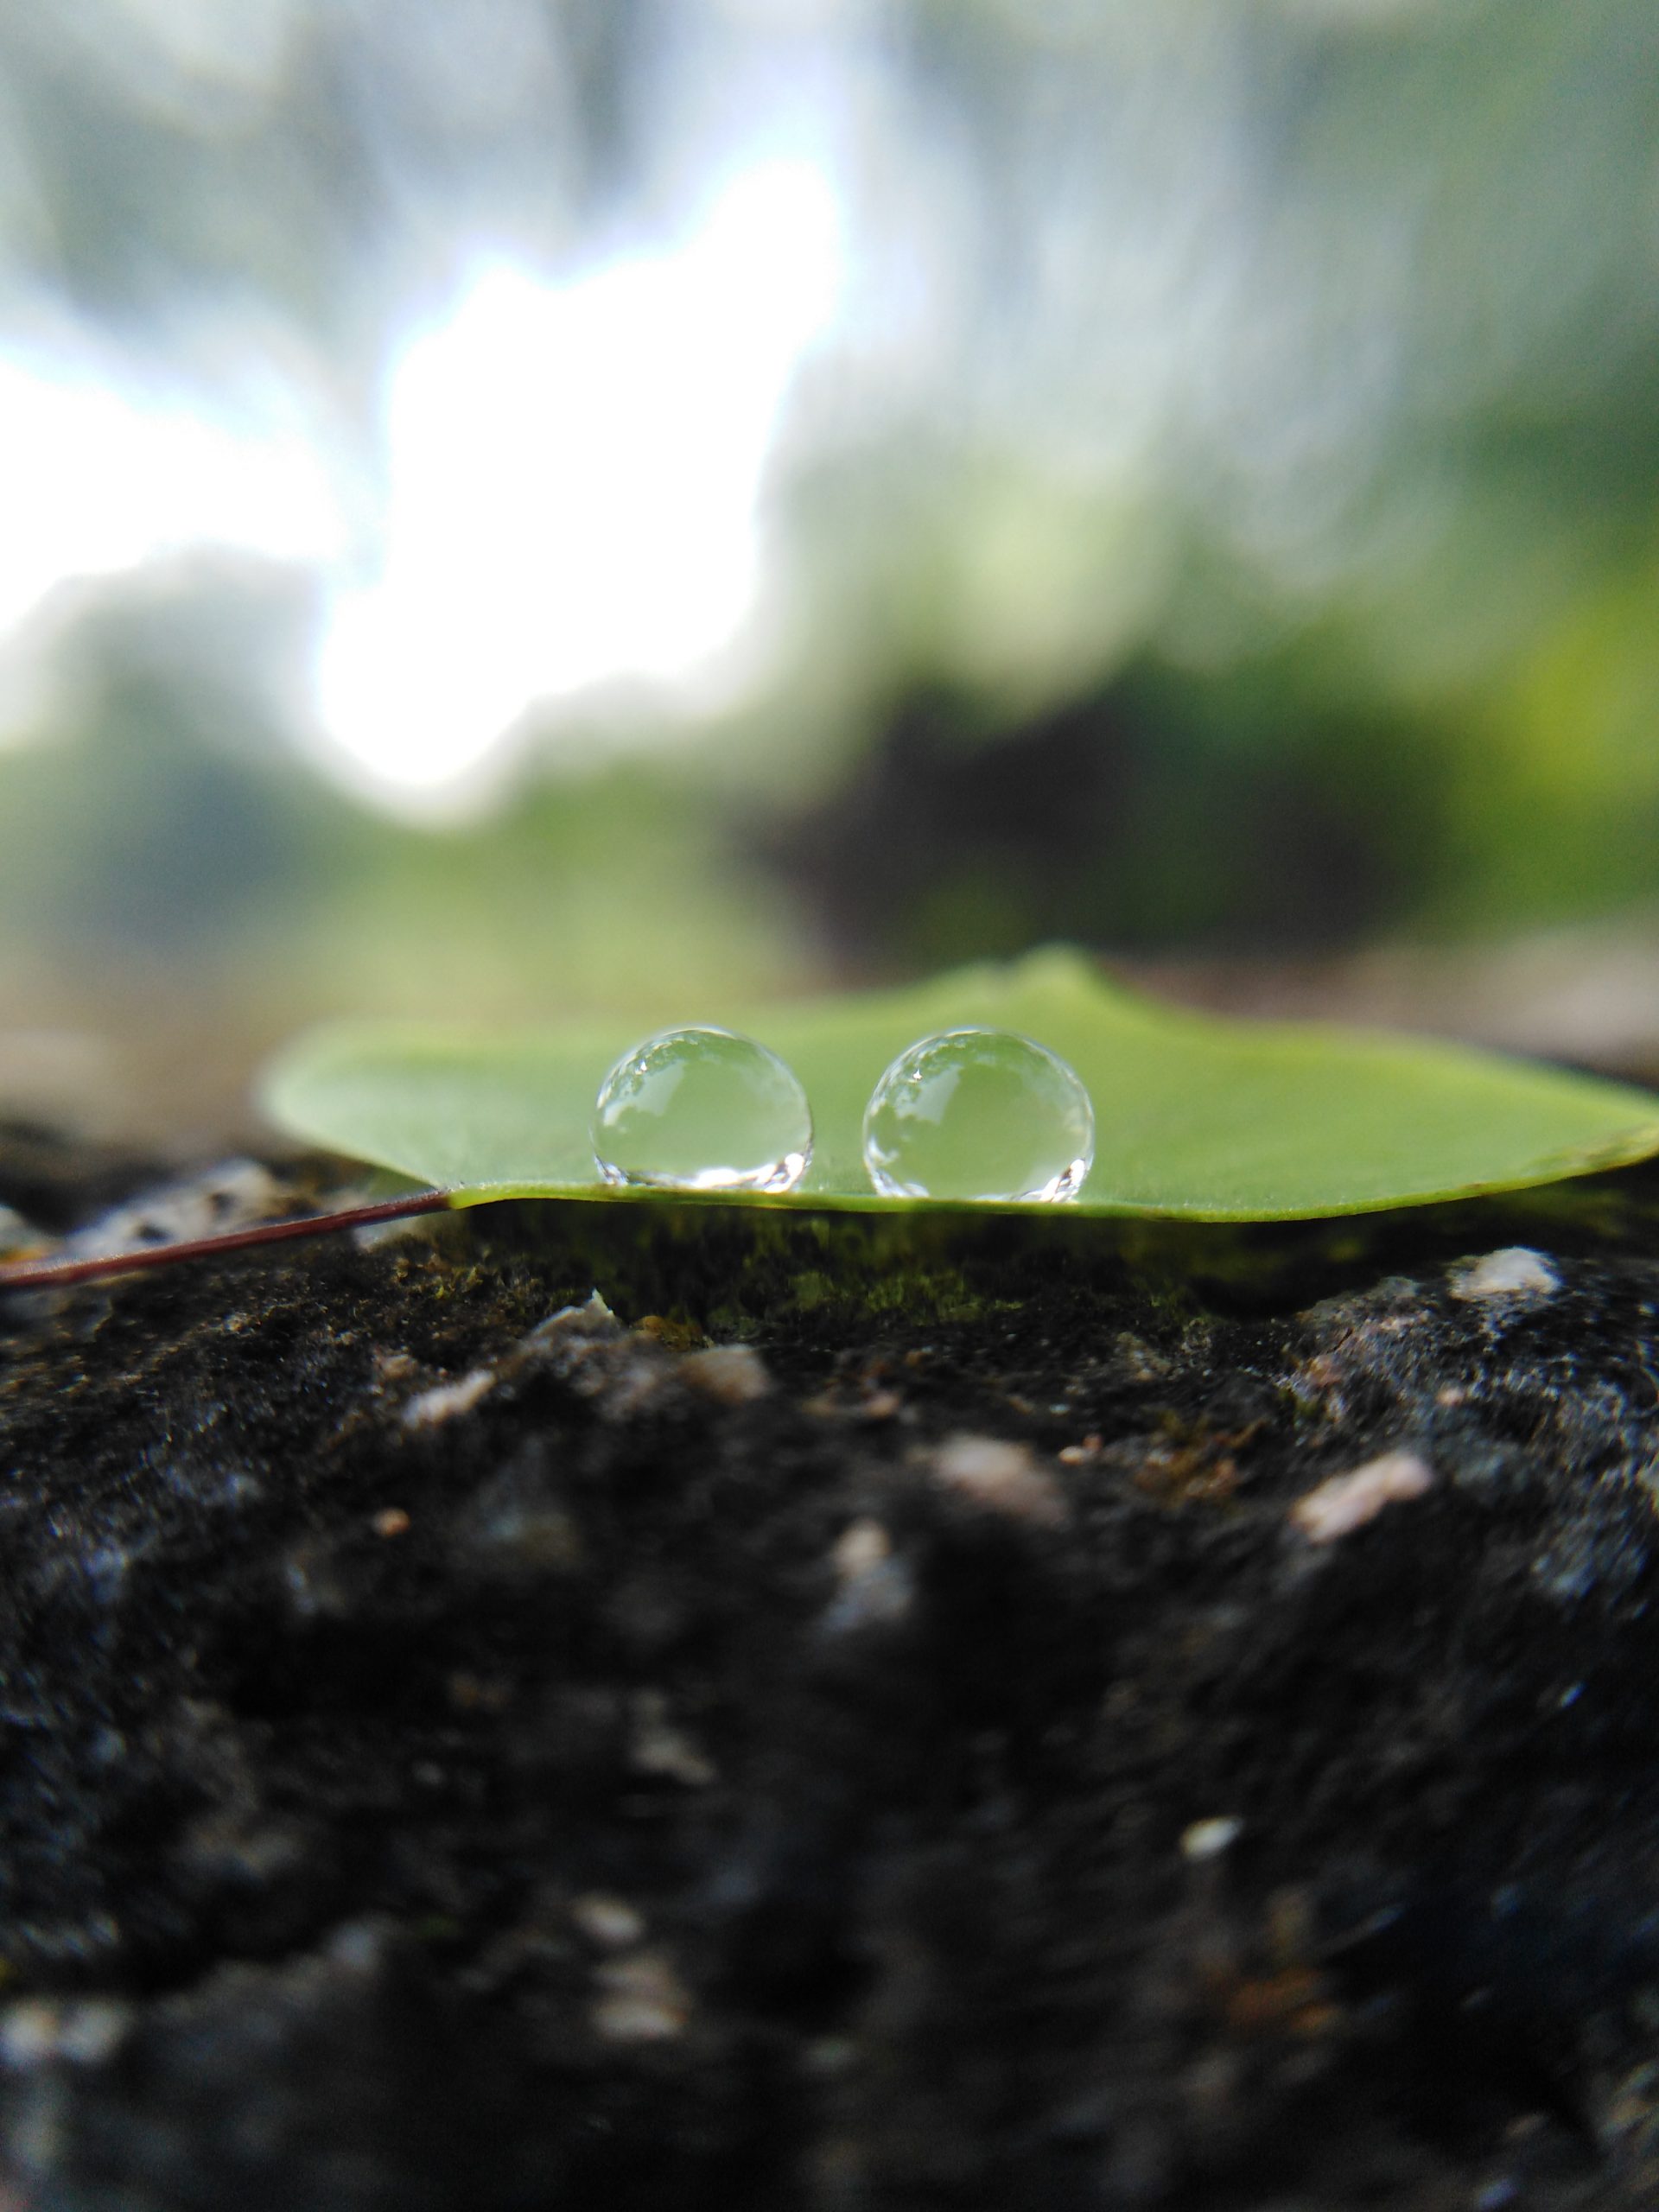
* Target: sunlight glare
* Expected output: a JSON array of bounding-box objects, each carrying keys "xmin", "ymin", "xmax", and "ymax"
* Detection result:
[
  {"xmin": 0, "ymin": 349, "xmax": 341, "ymax": 689},
  {"xmin": 313, "ymin": 160, "xmax": 845, "ymax": 804}
]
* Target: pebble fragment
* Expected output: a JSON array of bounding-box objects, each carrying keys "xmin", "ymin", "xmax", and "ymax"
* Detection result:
[
  {"xmin": 831, "ymin": 1518, "xmax": 892, "ymax": 1581},
  {"xmin": 1450, "ymin": 1248, "xmax": 1560, "ymax": 1302},
  {"xmin": 523, "ymin": 1294, "xmax": 677, "ymax": 1418},
  {"xmin": 926, "ymin": 1433, "xmax": 1068, "ymax": 1528},
  {"xmin": 402, "ymin": 1367, "xmax": 497, "ymax": 1427},
  {"xmin": 1290, "ymin": 1449, "xmax": 1435, "ymax": 1545},
  {"xmin": 591, "ymin": 1949, "xmax": 691, "ymax": 2043},
  {"xmin": 1180, "ymin": 1816, "xmax": 1243, "ymax": 1863},
  {"xmin": 571, "ymin": 1894, "xmax": 646, "ymax": 1949},
  {"xmin": 822, "ymin": 1517, "xmax": 915, "ymax": 1636},
  {"xmin": 678, "ymin": 1344, "xmax": 772, "ymax": 1405}
]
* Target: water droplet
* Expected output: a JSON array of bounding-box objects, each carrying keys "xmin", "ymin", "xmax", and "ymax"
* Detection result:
[
  {"xmin": 592, "ymin": 1027, "xmax": 812, "ymax": 1193},
  {"xmin": 861, "ymin": 1028, "xmax": 1094, "ymax": 1202}
]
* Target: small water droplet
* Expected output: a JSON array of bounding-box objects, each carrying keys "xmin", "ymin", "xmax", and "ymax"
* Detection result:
[
  {"xmin": 861, "ymin": 1028, "xmax": 1094, "ymax": 1202},
  {"xmin": 592, "ymin": 1027, "xmax": 812, "ymax": 1193}
]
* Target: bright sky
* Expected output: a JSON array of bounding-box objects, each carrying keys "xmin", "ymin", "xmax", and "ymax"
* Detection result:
[{"xmin": 0, "ymin": 157, "xmax": 844, "ymax": 807}]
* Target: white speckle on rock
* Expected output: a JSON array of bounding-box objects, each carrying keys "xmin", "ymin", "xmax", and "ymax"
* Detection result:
[
  {"xmin": 67, "ymin": 1159, "xmax": 283, "ymax": 1261},
  {"xmin": 832, "ymin": 1518, "xmax": 891, "ymax": 1580},
  {"xmin": 1450, "ymin": 1248, "xmax": 1560, "ymax": 1302},
  {"xmin": 823, "ymin": 1519, "xmax": 914, "ymax": 1636},
  {"xmin": 630, "ymin": 1691, "xmax": 717, "ymax": 1788},
  {"xmin": 927, "ymin": 1434, "xmax": 1068, "ymax": 1528},
  {"xmin": 1180, "ymin": 1817, "xmax": 1243, "ymax": 1863},
  {"xmin": 679, "ymin": 1344, "xmax": 772, "ymax": 1405},
  {"xmin": 821, "ymin": 1560, "xmax": 915, "ymax": 1637},
  {"xmin": 402, "ymin": 1367, "xmax": 497, "ymax": 1427},
  {"xmin": 1473, "ymin": 2181, "xmax": 1521, "ymax": 2212},
  {"xmin": 467, "ymin": 1489, "xmax": 583, "ymax": 1573},
  {"xmin": 591, "ymin": 1949, "xmax": 691, "ymax": 2042},
  {"xmin": 571, "ymin": 1893, "xmax": 646, "ymax": 1948},
  {"xmin": 1, "ymin": 1999, "xmax": 130, "ymax": 2069},
  {"xmin": 327, "ymin": 1919, "xmax": 391, "ymax": 1974},
  {"xmin": 1291, "ymin": 1449, "xmax": 1435, "ymax": 1545},
  {"xmin": 283, "ymin": 1540, "xmax": 351, "ymax": 1620},
  {"xmin": 2, "ymin": 2001, "xmax": 70, "ymax": 2067},
  {"xmin": 525, "ymin": 1292, "xmax": 618, "ymax": 1349}
]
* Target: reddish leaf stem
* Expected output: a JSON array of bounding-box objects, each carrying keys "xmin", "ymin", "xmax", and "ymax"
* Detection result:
[{"xmin": 0, "ymin": 1191, "xmax": 453, "ymax": 1291}]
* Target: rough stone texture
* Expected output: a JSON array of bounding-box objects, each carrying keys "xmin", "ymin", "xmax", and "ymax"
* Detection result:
[{"xmin": 6, "ymin": 1140, "xmax": 1659, "ymax": 2207}]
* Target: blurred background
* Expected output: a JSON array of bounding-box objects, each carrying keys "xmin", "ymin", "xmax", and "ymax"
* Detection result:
[{"xmin": 3, "ymin": 0, "xmax": 1659, "ymax": 1143}]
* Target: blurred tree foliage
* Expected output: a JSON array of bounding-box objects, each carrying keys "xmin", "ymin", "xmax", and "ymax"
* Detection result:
[{"xmin": 1, "ymin": 0, "xmax": 1658, "ymax": 1077}]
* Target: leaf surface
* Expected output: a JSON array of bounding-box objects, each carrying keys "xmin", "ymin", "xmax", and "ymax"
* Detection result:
[{"xmin": 260, "ymin": 948, "xmax": 1659, "ymax": 1219}]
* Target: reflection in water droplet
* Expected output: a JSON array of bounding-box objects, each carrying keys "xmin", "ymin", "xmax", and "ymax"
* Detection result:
[
  {"xmin": 592, "ymin": 1027, "xmax": 812, "ymax": 1193},
  {"xmin": 861, "ymin": 1028, "xmax": 1094, "ymax": 1202}
]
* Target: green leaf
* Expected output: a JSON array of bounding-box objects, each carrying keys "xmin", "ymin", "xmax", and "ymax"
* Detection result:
[{"xmin": 259, "ymin": 947, "xmax": 1659, "ymax": 1220}]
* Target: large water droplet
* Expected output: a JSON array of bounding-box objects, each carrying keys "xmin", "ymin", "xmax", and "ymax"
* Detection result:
[
  {"xmin": 861, "ymin": 1028, "xmax": 1094, "ymax": 1202},
  {"xmin": 591, "ymin": 1027, "xmax": 812, "ymax": 1193}
]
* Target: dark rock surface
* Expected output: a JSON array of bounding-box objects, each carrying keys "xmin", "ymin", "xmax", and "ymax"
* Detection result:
[{"xmin": 7, "ymin": 1143, "xmax": 1659, "ymax": 2208}]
